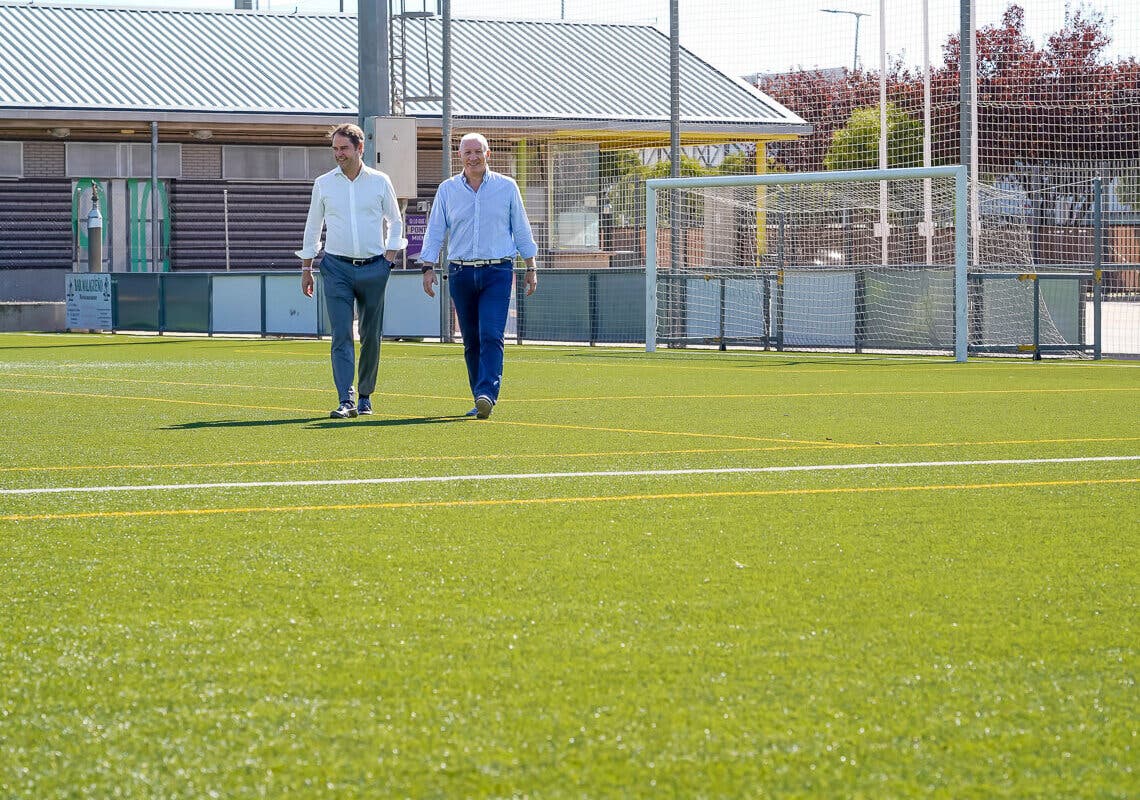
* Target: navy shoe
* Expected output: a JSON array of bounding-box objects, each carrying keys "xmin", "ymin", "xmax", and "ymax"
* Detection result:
[
  {"xmin": 330, "ymin": 400, "xmax": 358, "ymax": 419},
  {"xmin": 358, "ymin": 396, "xmax": 373, "ymax": 415},
  {"xmin": 465, "ymin": 406, "xmax": 478, "ymax": 417},
  {"xmin": 475, "ymin": 395, "xmax": 493, "ymax": 419}
]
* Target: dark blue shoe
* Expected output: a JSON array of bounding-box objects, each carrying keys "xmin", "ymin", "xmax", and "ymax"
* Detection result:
[
  {"xmin": 465, "ymin": 406, "xmax": 478, "ymax": 417},
  {"xmin": 358, "ymin": 396, "xmax": 372, "ymax": 415}
]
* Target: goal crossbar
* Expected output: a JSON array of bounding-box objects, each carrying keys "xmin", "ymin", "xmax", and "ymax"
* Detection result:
[{"xmin": 645, "ymin": 165, "xmax": 969, "ymax": 360}]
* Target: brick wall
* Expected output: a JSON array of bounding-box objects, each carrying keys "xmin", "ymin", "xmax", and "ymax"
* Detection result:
[
  {"xmin": 182, "ymin": 143, "xmax": 221, "ymax": 179},
  {"xmin": 24, "ymin": 141, "xmax": 65, "ymax": 177}
]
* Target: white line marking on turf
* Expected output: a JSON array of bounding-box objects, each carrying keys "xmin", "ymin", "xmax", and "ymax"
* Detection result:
[{"xmin": 2, "ymin": 455, "xmax": 1137, "ymax": 496}]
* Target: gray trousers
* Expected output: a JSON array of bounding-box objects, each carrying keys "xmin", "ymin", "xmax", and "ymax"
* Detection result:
[{"xmin": 320, "ymin": 253, "xmax": 391, "ymax": 403}]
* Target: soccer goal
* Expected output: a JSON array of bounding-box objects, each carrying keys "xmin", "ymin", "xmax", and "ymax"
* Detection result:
[{"xmin": 645, "ymin": 166, "xmax": 971, "ymax": 360}]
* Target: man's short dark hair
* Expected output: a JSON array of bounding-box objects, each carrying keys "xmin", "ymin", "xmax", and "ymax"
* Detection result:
[{"xmin": 330, "ymin": 123, "xmax": 365, "ymax": 148}]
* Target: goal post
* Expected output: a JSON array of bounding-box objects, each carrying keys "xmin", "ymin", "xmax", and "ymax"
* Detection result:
[{"xmin": 645, "ymin": 165, "xmax": 969, "ymax": 361}]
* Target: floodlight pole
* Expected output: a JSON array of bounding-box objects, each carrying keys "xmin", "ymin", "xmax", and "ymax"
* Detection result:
[
  {"xmin": 821, "ymin": 8, "xmax": 869, "ymax": 72},
  {"xmin": 440, "ymin": 0, "xmax": 453, "ymax": 342},
  {"xmin": 359, "ymin": 0, "xmax": 390, "ymax": 177}
]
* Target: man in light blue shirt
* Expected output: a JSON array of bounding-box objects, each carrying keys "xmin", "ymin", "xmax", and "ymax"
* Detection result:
[
  {"xmin": 419, "ymin": 132, "xmax": 538, "ymax": 419},
  {"xmin": 297, "ymin": 123, "xmax": 406, "ymax": 419}
]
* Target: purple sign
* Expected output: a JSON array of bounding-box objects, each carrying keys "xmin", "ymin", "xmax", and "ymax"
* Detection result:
[{"xmin": 405, "ymin": 211, "xmax": 428, "ymax": 260}]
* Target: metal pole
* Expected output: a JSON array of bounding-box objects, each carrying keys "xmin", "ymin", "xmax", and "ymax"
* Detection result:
[
  {"xmin": 669, "ymin": 0, "xmax": 680, "ymax": 180},
  {"xmin": 359, "ymin": 0, "xmax": 390, "ymax": 170},
  {"xmin": 358, "ymin": 0, "xmax": 390, "ymax": 126},
  {"xmin": 961, "ymin": 0, "xmax": 977, "ymax": 266},
  {"xmin": 440, "ymin": 0, "xmax": 452, "ymax": 342},
  {"xmin": 821, "ymin": 10, "xmax": 868, "ymax": 73},
  {"xmin": 923, "ymin": 0, "xmax": 933, "ymax": 265},
  {"xmin": 668, "ymin": 0, "xmax": 681, "ymax": 345},
  {"xmin": 878, "ymin": 0, "xmax": 888, "ymax": 267},
  {"xmin": 960, "ymin": 0, "xmax": 972, "ymax": 171},
  {"xmin": 151, "ymin": 121, "xmax": 160, "ymax": 272},
  {"xmin": 441, "ymin": 0, "xmax": 451, "ymax": 182},
  {"xmin": 1093, "ymin": 177, "xmax": 1103, "ymax": 359},
  {"xmin": 223, "ymin": 188, "xmax": 231, "ymax": 271},
  {"xmin": 646, "ymin": 184, "xmax": 658, "ymax": 352},
  {"xmin": 954, "ymin": 164, "xmax": 968, "ymax": 362}
]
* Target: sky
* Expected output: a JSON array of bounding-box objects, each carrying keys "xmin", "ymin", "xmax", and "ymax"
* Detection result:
[{"xmin": 54, "ymin": 0, "xmax": 1139, "ymax": 78}]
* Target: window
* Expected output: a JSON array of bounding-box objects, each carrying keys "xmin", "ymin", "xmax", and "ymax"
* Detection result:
[
  {"xmin": 0, "ymin": 141, "xmax": 22, "ymax": 177},
  {"xmin": 66, "ymin": 143, "xmax": 180, "ymax": 178}
]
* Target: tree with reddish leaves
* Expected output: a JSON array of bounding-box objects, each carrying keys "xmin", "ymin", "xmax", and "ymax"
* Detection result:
[{"xmin": 758, "ymin": 4, "xmax": 1140, "ymax": 180}]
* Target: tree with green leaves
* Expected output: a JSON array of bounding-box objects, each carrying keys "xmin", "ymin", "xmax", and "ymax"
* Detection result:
[{"xmin": 823, "ymin": 102, "xmax": 925, "ymax": 171}]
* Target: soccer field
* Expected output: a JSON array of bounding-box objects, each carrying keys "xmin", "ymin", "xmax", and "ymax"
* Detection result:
[{"xmin": 1, "ymin": 333, "xmax": 1137, "ymax": 798}]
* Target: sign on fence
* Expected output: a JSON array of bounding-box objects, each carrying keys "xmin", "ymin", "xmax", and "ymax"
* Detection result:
[{"xmin": 65, "ymin": 273, "xmax": 112, "ymax": 330}]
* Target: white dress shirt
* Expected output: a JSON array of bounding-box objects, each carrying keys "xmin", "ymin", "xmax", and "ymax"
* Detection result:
[{"xmin": 295, "ymin": 164, "xmax": 407, "ymax": 260}]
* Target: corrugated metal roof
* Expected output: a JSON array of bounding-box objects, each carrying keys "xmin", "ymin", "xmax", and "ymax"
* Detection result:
[{"xmin": 0, "ymin": 2, "xmax": 807, "ymax": 132}]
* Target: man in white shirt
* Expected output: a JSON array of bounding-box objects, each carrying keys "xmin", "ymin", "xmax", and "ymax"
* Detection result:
[{"xmin": 297, "ymin": 123, "xmax": 407, "ymax": 419}]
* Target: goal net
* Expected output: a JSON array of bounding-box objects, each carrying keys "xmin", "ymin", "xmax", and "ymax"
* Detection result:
[{"xmin": 646, "ymin": 166, "xmax": 1099, "ymax": 359}]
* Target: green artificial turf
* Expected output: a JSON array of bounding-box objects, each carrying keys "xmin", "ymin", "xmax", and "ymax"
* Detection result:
[{"xmin": 1, "ymin": 333, "xmax": 1137, "ymax": 798}]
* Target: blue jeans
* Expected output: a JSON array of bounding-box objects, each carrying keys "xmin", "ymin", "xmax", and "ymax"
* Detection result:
[
  {"xmin": 320, "ymin": 253, "xmax": 391, "ymax": 403},
  {"xmin": 448, "ymin": 260, "xmax": 514, "ymax": 404}
]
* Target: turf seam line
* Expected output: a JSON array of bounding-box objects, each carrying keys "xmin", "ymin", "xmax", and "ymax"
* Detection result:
[{"xmin": 2, "ymin": 455, "xmax": 1137, "ymax": 496}]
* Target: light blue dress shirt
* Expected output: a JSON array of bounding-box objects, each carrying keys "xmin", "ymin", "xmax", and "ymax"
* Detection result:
[{"xmin": 419, "ymin": 168, "xmax": 538, "ymax": 264}]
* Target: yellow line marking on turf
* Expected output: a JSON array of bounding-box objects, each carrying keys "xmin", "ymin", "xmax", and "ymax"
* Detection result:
[
  {"xmin": 0, "ymin": 386, "xmax": 315, "ymax": 414},
  {"xmin": 4, "ymin": 477, "xmax": 1135, "ymax": 522},
  {"xmin": 0, "ymin": 371, "xmax": 468, "ymax": 402},
  {"xmin": 493, "ymin": 419, "xmax": 834, "ymax": 445}
]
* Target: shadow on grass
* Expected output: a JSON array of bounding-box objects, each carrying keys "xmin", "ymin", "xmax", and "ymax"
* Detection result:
[{"xmin": 165, "ymin": 415, "xmax": 469, "ymax": 430}]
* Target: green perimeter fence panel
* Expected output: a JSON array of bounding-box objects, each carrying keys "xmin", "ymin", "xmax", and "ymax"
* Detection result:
[
  {"xmin": 516, "ymin": 268, "xmax": 645, "ymax": 344},
  {"xmin": 593, "ymin": 269, "xmax": 647, "ymax": 343},
  {"xmin": 162, "ymin": 273, "xmax": 210, "ymax": 334},
  {"xmin": 109, "ymin": 272, "xmax": 327, "ymax": 336},
  {"xmin": 519, "ymin": 270, "xmax": 590, "ymax": 342},
  {"xmin": 112, "ymin": 273, "xmax": 160, "ymax": 332},
  {"xmin": 211, "ymin": 273, "xmax": 263, "ymax": 334}
]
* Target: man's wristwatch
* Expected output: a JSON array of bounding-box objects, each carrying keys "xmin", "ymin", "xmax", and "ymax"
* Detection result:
[{"xmin": 420, "ymin": 263, "xmax": 435, "ymax": 274}]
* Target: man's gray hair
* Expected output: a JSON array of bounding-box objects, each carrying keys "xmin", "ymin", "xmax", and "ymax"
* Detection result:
[{"xmin": 458, "ymin": 132, "xmax": 490, "ymax": 152}]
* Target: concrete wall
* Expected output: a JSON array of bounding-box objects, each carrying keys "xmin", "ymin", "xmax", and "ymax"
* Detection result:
[{"xmin": 0, "ymin": 301, "xmax": 65, "ymax": 332}]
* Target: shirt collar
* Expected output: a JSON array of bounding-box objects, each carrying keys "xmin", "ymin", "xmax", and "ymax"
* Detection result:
[
  {"xmin": 460, "ymin": 167, "xmax": 497, "ymax": 187},
  {"xmin": 336, "ymin": 164, "xmax": 369, "ymax": 181}
]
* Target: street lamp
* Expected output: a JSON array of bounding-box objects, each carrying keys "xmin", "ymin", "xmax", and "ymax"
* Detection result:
[{"xmin": 821, "ymin": 8, "xmax": 869, "ymax": 72}]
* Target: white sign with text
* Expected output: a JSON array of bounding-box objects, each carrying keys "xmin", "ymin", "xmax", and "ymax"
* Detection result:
[{"xmin": 65, "ymin": 273, "xmax": 112, "ymax": 329}]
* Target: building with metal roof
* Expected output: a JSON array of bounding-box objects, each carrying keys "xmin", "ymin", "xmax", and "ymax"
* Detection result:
[
  {"xmin": 0, "ymin": 2, "xmax": 806, "ymax": 136},
  {"xmin": 0, "ymin": 1, "xmax": 809, "ymax": 320}
]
